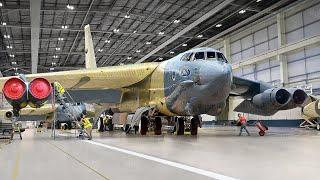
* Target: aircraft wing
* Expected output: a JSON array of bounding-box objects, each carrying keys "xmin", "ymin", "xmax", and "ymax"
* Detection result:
[
  {"xmin": 0, "ymin": 63, "xmax": 159, "ymax": 90},
  {"xmin": 230, "ymin": 76, "xmax": 271, "ymax": 98}
]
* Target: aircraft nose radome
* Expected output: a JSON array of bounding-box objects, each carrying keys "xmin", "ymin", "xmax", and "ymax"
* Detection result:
[{"xmin": 200, "ymin": 63, "xmax": 230, "ymax": 85}]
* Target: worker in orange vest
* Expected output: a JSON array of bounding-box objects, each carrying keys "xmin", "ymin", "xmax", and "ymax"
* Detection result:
[{"xmin": 238, "ymin": 113, "xmax": 250, "ymax": 136}]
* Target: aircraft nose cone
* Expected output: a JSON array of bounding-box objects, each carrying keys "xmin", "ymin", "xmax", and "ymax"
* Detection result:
[{"xmin": 199, "ymin": 62, "xmax": 231, "ymax": 85}]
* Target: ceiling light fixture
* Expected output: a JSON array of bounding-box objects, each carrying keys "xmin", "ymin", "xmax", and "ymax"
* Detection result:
[
  {"xmin": 215, "ymin": 23, "xmax": 222, "ymax": 28},
  {"xmin": 158, "ymin": 57, "xmax": 163, "ymax": 60},
  {"xmin": 124, "ymin": 14, "xmax": 130, "ymax": 19},
  {"xmin": 6, "ymin": 45, "xmax": 13, "ymax": 49},
  {"xmin": 239, "ymin": 9, "xmax": 246, "ymax": 14},
  {"xmin": 105, "ymin": 39, "xmax": 111, "ymax": 43},
  {"xmin": 58, "ymin": 37, "xmax": 64, "ymax": 41},
  {"xmin": 53, "ymin": 55, "xmax": 58, "ymax": 58},
  {"xmin": 55, "ymin": 47, "xmax": 61, "ymax": 51},
  {"xmin": 158, "ymin": 31, "xmax": 164, "ymax": 35},
  {"xmin": 11, "ymin": 61, "xmax": 17, "ymax": 65},
  {"xmin": 98, "ymin": 48, "xmax": 103, "ymax": 52},
  {"xmin": 133, "ymin": 30, "xmax": 137, "ymax": 33},
  {"xmin": 9, "ymin": 54, "xmax": 15, "ymax": 58},
  {"xmin": 4, "ymin": 35, "xmax": 10, "ymax": 38},
  {"xmin": 173, "ymin": 19, "xmax": 180, "ymax": 24},
  {"xmin": 127, "ymin": 56, "xmax": 132, "ymax": 60},
  {"xmin": 62, "ymin": 25, "xmax": 68, "ymax": 29},
  {"xmin": 0, "ymin": 2, "xmax": 3, "ymax": 7},
  {"xmin": 67, "ymin": 4, "xmax": 74, "ymax": 10},
  {"xmin": 136, "ymin": 50, "xmax": 141, "ymax": 53},
  {"xmin": 256, "ymin": 0, "xmax": 262, "ymax": 2},
  {"xmin": 170, "ymin": 51, "xmax": 174, "ymax": 54},
  {"xmin": 2, "ymin": 22, "xmax": 6, "ymax": 26},
  {"xmin": 197, "ymin": 34, "xmax": 203, "ymax": 38},
  {"xmin": 182, "ymin": 43, "xmax": 187, "ymax": 47},
  {"xmin": 113, "ymin": 28, "xmax": 120, "ymax": 33},
  {"xmin": 146, "ymin": 41, "xmax": 151, "ymax": 45},
  {"xmin": 51, "ymin": 62, "xmax": 57, "ymax": 66}
]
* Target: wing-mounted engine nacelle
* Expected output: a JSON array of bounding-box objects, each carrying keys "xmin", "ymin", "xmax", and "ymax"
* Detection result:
[
  {"xmin": 2, "ymin": 77, "xmax": 52, "ymax": 111},
  {"xmin": 252, "ymin": 88, "xmax": 291, "ymax": 108},
  {"xmin": 279, "ymin": 88, "xmax": 308, "ymax": 110}
]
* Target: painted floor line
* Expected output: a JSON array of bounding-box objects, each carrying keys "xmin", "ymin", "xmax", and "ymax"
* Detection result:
[{"xmin": 85, "ymin": 140, "xmax": 239, "ymax": 180}]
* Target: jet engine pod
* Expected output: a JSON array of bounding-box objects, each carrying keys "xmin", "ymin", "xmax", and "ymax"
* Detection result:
[
  {"xmin": 28, "ymin": 78, "xmax": 52, "ymax": 108},
  {"xmin": 291, "ymin": 88, "xmax": 308, "ymax": 106},
  {"xmin": 252, "ymin": 88, "xmax": 291, "ymax": 108},
  {"xmin": 2, "ymin": 77, "xmax": 28, "ymax": 109}
]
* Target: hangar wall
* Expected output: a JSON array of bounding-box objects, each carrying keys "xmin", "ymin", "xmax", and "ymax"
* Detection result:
[{"xmin": 208, "ymin": 0, "xmax": 320, "ymax": 121}]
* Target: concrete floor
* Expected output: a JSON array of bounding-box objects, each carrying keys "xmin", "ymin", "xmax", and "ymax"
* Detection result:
[{"xmin": 0, "ymin": 126, "xmax": 320, "ymax": 180}]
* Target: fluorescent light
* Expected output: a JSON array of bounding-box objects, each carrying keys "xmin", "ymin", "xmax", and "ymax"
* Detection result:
[
  {"xmin": 133, "ymin": 30, "xmax": 137, "ymax": 33},
  {"xmin": 158, "ymin": 31, "xmax": 164, "ymax": 35},
  {"xmin": 197, "ymin": 34, "xmax": 203, "ymax": 38},
  {"xmin": 146, "ymin": 41, "xmax": 151, "ymax": 45},
  {"xmin": 105, "ymin": 39, "xmax": 111, "ymax": 43},
  {"xmin": 53, "ymin": 55, "xmax": 58, "ymax": 58},
  {"xmin": 127, "ymin": 56, "xmax": 132, "ymax": 60},
  {"xmin": 169, "ymin": 51, "xmax": 174, "ymax": 54},
  {"xmin": 215, "ymin": 23, "xmax": 222, "ymax": 28},
  {"xmin": 239, "ymin": 10, "xmax": 246, "ymax": 14},
  {"xmin": 4, "ymin": 35, "xmax": 10, "ymax": 38},
  {"xmin": 49, "ymin": 67, "xmax": 55, "ymax": 71},
  {"xmin": 9, "ymin": 54, "xmax": 15, "ymax": 58},
  {"xmin": 6, "ymin": 45, "xmax": 13, "ymax": 49},
  {"xmin": 0, "ymin": 3, "xmax": 3, "ymax": 7},
  {"xmin": 173, "ymin": 19, "xmax": 180, "ymax": 24},
  {"xmin": 158, "ymin": 57, "xmax": 163, "ymax": 60},
  {"xmin": 51, "ymin": 62, "xmax": 56, "ymax": 66},
  {"xmin": 256, "ymin": 0, "xmax": 262, "ymax": 2},
  {"xmin": 58, "ymin": 37, "xmax": 64, "ymax": 41},
  {"xmin": 98, "ymin": 48, "xmax": 103, "ymax": 52},
  {"xmin": 55, "ymin": 47, "xmax": 61, "ymax": 51},
  {"xmin": 113, "ymin": 29, "xmax": 120, "ymax": 33},
  {"xmin": 62, "ymin": 25, "xmax": 68, "ymax": 29},
  {"xmin": 67, "ymin": 4, "xmax": 74, "ymax": 10},
  {"xmin": 2, "ymin": 22, "xmax": 6, "ymax": 26},
  {"xmin": 182, "ymin": 43, "xmax": 187, "ymax": 47},
  {"xmin": 124, "ymin": 14, "xmax": 130, "ymax": 18},
  {"xmin": 11, "ymin": 61, "xmax": 17, "ymax": 65},
  {"xmin": 136, "ymin": 50, "xmax": 141, "ymax": 53}
]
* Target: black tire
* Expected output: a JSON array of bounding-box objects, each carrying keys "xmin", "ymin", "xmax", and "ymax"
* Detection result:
[
  {"xmin": 140, "ymin": 116, "xmax": 148, "ymax": 135},
  {"xmin": 154, "ymin": 116, "xmax": 162, "ymax": 135},
  {"xmin": 107, "ymin": 119, "xmax": 113, "ymax": 131},
  {"xmin": 190, "ymin": 116, "xmax": 198, "ymax": 135},
  {"xmin": 177, "ymin": 117, "xmax": 185, "ymax": 135},
  {"xmin": 98, "ymin": 118, "xmax": 104, "ymax": 132},
  {"xmin": 67, "ymin": 122, "xmax": 72, "ymax": 130}
]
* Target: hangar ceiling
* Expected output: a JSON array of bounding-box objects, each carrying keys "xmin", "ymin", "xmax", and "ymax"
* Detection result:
[{"xmin": 0, "ymin": 0, "xmax": 297, "ymax": 75}]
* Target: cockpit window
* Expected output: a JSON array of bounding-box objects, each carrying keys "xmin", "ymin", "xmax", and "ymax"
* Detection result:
[
  {"xmin": 180, "ymin": 53, "xmax": 192, "ymax": 61},
  {"xmin": 217, "ymin": 52, "xmax": 228, "ymax": 63},
  {"xmin": 207, "ymin": 52, "xmax": 216, "ymax": 59},
  {"xmin": 194, "ymin": 52, "xmax": 205, "ymax": 60}
]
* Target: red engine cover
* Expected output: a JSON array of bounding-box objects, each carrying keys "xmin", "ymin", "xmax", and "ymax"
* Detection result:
[
  {"xmin": 29, "ymin": 78, "xmax": 52, "ymax": 100},
  {"xmin": 3, "ymin": 77, "xmax": 26, "ymax": 100}
]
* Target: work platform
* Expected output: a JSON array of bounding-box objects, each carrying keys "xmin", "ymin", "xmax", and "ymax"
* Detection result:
[{"xmin": 0, "ymin": 127, "xmax": 319, "ymax": 180}]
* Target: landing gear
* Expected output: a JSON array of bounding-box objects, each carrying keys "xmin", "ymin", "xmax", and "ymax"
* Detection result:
[
  {"xmin": 154, "ymin": 116, "xmax": 162, "ymax": 135},
  {"xmin": 177, "ymin": 117, "xmax": 185, "ymax": 135},
  {"xmin": 190, "ymin": 116, "xmax": 199, "ymax": 135},
  {"xmin": 140, "ymin": 115, "xmax": 148, "ymax": 135}
]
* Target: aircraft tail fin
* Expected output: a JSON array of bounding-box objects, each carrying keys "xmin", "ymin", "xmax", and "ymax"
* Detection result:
[{"xmin": 84, "ymin": 24, "xmax": 97, "ymax": 69}]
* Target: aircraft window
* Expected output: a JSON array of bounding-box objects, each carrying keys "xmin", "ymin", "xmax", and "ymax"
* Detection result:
[
  {"xmin": 207, "ymin": 52, "xmax": 216, "ymax": 59},
  {"xmin": 217, "ymin": 52, "xmax": 228, "ymax": 63},
  {"xmin": 180, "ymin": 53, "xmax": 193, "ymax": 61},
  {"xmin": 194, "ymin": 52, "xmax": 204, "ymax": 60}
]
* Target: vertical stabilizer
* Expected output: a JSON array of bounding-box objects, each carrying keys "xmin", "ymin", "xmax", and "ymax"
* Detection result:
[{"xmin": 84, "ymin": 24, "xmax": 97, "ymax": 69}]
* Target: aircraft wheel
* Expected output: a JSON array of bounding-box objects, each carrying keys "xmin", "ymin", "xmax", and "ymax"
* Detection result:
[
  {"xmin": 177, "ymin": 117, "xmax": 185, "ymax": 135},
  {"xmin": 190, "ymin": 117, "xmax": 198, "ymax": 135},
  {"xmin": 140, "ymin": 116, "xmax": 148, "ymax": 135},
  {"xmin": 154, "ymin": 116, "xmax": 162, "ymax": 135},
  {"xmin": 67, "ymin": 122, "xmax": 72, "ymax": 130},
  {"xmin": 63, "ymin": 124, "xmax": 68, "ymax": 130},
  {"xmin": 259, "ymin": 131, "xmax": 265, "ymax": 136}
]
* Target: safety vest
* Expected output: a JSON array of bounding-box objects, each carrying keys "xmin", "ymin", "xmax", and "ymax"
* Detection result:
[
  {"xmin": 53, "ymin": 82, "xmax": 65, "ymax": 95},
  {"xmin": 83, "ymin": 118, "xmax": 92, "ymax": 128}
]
